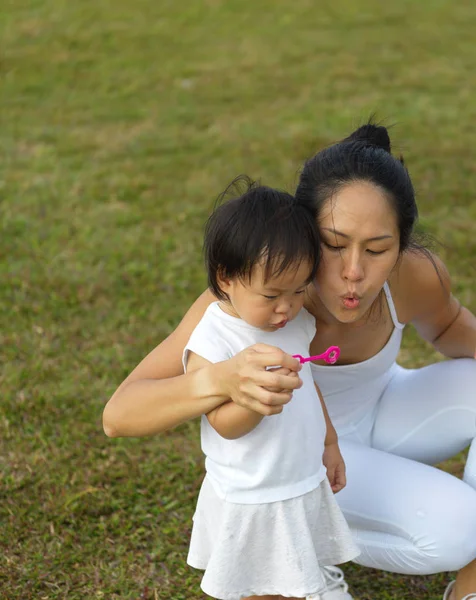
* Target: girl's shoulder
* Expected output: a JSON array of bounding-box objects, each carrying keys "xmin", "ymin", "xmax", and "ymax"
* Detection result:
[{"xmin": 387, "ymin": 250, "xmax": 451, "ymax": 324}]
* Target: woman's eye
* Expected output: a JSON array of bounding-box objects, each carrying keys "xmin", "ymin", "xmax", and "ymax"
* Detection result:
[
  {"xmin": 295, "ymin": 290, "xmax": 306, "ymax": 295},
  {"xmin": 367, "ymin": 249, "xmax": 386, "ymax": 255},
  {"xmin": 324, "ymin": 243, "xmax": 344, "ymax": 251}
]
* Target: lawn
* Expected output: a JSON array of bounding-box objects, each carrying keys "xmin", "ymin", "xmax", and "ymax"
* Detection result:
[{"xmin": 1, "ymin": 0, "xmax": 475, "ymax": 598}]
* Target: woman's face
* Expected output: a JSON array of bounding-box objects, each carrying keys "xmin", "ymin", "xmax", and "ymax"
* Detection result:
[{"xmin": 314, "ymin": 180, "xmax": 400, "ymax": 324}]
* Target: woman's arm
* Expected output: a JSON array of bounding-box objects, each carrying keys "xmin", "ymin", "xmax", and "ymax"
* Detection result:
[
  {"xmin": 393, "ymin": 251, "xmax": 476, "ymax": 358},
  {"xmin": 102, "ymin": 291, "xmax": 303, "ymax": 438}
]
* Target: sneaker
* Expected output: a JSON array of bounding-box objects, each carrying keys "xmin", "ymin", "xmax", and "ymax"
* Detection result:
[
  {"xmin": 308, "ymin": 565, "xmax": 354, "ymax": 600},
  {"xmin": 443, "ymin": 580, "xmax": 476, "ymax": 600}
]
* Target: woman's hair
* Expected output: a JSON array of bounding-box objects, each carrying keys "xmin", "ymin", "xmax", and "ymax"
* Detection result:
[
  {"xmin": 204, "ymin": 175, "xmax": 321, "ymax": 301},
  {"xmin": 295, "ymin": 121, "xmax": 422, "ymax": 253}
]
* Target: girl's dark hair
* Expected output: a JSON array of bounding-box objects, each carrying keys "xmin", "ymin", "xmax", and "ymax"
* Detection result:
[
  {"xmin": 205, "ymin": 175, "xmax": 321, "ymax": 301},
  {"xmin": 295, "ymin": 121, "xmax": 422, "ymax": 253}
]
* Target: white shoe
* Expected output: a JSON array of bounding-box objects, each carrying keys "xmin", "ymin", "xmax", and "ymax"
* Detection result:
[
  {"xmin": 308, "ymin": 565, "xmax": 354, "ymax": 600},
  {"xmin": 443, "ymin": 580, "xmax": 476, "ymax": 600}
]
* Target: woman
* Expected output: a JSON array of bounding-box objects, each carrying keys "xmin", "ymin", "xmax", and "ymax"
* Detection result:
[{"xmin": 103, "ymin": 124, "xmax": 476, "ymax": 600}]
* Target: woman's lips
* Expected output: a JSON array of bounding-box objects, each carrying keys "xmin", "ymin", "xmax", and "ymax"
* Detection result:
[{"xmin": 342, "ymin": 295, "xmax": 361, "ymax": 309}]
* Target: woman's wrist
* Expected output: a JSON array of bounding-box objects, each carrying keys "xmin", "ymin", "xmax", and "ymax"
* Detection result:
[{"xmin": 193, "ymin": 361, "xmax": 231, "ymax": 411}]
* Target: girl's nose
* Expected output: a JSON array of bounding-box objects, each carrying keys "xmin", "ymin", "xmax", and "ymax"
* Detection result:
[{"xmin": 276, "ymin": 299, "xmax": 292, "ymax": 315}]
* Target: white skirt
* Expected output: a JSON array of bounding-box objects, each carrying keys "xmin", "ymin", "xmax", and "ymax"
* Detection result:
[{"xmin": 187, "ymin": 476, "xmax": 360, "ymax": 599}]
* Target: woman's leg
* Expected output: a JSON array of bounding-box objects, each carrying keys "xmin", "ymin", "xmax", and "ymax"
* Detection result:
[
  {"xmin": 338, "ymin": 440, "xmax": 476, "ymax": 574},
  {"xmin": 371, "ymin": 359, "xmax": 476, "ymax": 468},
  {"xmin": 242, "ymin": 596, "xmax": 303, "ymax": 599},
  {"xmin": 370, "ymin": 359, "xmax": 476, "ymax": 598}
]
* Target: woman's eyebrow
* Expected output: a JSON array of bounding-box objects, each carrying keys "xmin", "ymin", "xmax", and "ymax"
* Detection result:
[{"xmin": 322, "ymin": 227, "xmax": 393, "ymax": 242}]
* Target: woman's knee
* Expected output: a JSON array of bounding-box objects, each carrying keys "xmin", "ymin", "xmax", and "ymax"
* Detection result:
[{"xmin": 343, "ymin": 463, "xmax": 476, "ymax": 574}]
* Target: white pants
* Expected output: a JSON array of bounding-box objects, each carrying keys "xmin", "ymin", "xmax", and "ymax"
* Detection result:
[{"xmin": 336, "ymin": 359, "xmax": 476, "ymax": 574}]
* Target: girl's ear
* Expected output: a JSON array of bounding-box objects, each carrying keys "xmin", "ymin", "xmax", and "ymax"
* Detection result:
[{"xmin": 216, "ymin": 269, "xmax": 232, "ymax": 295}]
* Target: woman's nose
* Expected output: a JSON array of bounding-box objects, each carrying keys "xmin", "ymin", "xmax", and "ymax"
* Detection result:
[{"xmin": 342, "ymin": 252, "xmax": 364, "ymax": 282}]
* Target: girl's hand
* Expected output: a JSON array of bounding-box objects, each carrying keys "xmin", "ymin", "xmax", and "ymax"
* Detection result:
[
  {"xmin": 323, "ymin": 442, "xmax": 346, "ymax": 493},
  {"xmin": 265, "ymin": 366, "xmax": 299, "ymax": 393},
  {"xmin": 216, "ymin": 344, "xmax": 303, "ymax": 416}
]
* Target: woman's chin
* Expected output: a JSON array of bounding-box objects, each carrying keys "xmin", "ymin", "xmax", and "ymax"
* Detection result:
[
  {"xmin": 336, "ymin": 312, "xmax": 362, "ymax": 324},
  {"xmin": 331, "ymin": 302, "xmax": 368, "ymax": 324}
]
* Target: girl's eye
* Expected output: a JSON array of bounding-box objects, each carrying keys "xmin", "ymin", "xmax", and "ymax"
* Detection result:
[
  {"xmin": 295, "ymin": 290, "xmax": 306, "ymax": 295},
  {"xmin": 263, "ymin": 295, "xmax": 278, "ymax": 300},
  {"xmin": 367, "ymin": 249, "xmax": 386, "ymax": 255}
]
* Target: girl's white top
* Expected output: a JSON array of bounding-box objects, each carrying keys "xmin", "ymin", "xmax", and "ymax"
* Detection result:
[{"xmin": 183, "ymin": 303, "xmax": 327, "ymax": 504}]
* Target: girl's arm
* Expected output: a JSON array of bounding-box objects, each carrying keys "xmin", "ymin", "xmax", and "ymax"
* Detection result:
[
  {"xmin": 314, "ymin": 383, "xmax": 338, "ymax": 446},
  {"xmin": 187, "ymin": 352, "xmax": 265, "ymax": 439},
  {"xmin": 394, "ymin": 252, "xmax": 476, "ymax": 358},
  {"xmin": 102, "ymin": 291, "xmax": 303, "ymax": 438},
  {"xmin": 314, "ymin": 383, "xmax": 346, "ymax": 492}
]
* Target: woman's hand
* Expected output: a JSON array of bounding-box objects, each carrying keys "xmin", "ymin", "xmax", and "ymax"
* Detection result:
[
  {"xmin": 214, "ymin": 344, "xmax": 303, "ymax": 416},
  {"xmin": 323, "ymin": 442, "xmax": 346, "ymax": 493}
]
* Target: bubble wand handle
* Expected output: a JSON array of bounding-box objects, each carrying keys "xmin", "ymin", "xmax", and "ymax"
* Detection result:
[{"xmin": 293, "ymin": 345, "xmax": 340, "ymax": 365}]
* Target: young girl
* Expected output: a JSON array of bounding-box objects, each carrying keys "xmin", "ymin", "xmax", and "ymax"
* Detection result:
[{"xmin": 183, "ymin": 178, "xmax": 359, "ymax": 600}]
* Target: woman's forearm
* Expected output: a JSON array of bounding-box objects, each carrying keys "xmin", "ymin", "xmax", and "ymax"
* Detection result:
[
  {"xmin": 432, "ymin": 306, "xmax": 476, "ymax": 359},
  {"xmin": 103, "ymin": 363, "xmax": 229, "ymax": 438}
]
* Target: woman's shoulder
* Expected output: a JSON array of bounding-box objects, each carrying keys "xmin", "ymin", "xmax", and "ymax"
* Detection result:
[{"xmin": 388, "ymin": 250, "xmax": 451, "ymax": 324}]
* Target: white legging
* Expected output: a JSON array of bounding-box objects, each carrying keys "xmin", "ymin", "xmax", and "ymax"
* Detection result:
[{"xmin": 336, "ymin": 358, "xmax": 476, "ymax": 574}]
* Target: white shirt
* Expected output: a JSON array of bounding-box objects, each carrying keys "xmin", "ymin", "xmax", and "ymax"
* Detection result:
[
  {"xmin": 183, "ymin": 302, "xmax": 327, "ymax": 504},
  {"xmin": 310, "ymin": 282, "xmax": 405, "ymax": 435}
]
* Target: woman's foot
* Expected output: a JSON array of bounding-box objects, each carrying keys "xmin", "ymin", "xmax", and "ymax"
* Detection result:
[{"xmin": 443, "ymin": 580, "xmax": 476, "ymax": 600}]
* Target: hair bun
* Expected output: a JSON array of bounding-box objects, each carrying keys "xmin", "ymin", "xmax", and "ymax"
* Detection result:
[{"xmin": 345, "ymin": 123, "xmax": 391, "ymax": 153}]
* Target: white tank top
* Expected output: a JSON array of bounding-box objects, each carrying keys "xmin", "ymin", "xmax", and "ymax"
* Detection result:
[
  {"xmin": 184, "ymin": 303, "xmax": 327, "ymax": 504},
  {"xmin": 310, "ymin": 283, "xmax": 405, "ymax": 434}
]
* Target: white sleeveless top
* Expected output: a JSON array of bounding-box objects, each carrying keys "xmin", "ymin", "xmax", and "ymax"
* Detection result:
[
  {"xmin": 183, "ymin": 303, "xmax": 327, "ymax": 504},
  {"xmin": 310, "ymin": 283, "xmax": 405, "ymax": 433}
]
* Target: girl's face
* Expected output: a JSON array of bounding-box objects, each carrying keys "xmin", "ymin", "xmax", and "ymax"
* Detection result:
[
  {"xmin": 218, "ymin": 259, "xmax": 312, "ymax": 332},
  {"xmin": 315, "ymin": 180, "xmax": 400, "ymax": 324}
]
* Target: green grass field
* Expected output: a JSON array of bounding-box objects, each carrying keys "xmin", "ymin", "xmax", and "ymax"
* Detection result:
[{"xmin": 2, "ymin": 1, "xmax": 476, "ymax": 598}]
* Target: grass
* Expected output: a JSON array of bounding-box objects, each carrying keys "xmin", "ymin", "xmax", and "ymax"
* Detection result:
[{"xmin": 1, "ymin": 0, "xmax": 475, "ymax": 598}]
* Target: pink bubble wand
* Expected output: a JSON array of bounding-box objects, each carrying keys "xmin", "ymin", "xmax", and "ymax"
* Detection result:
[{"xmin": 293, "ymin": 345, "xmax": 340, "ymax": 365}]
